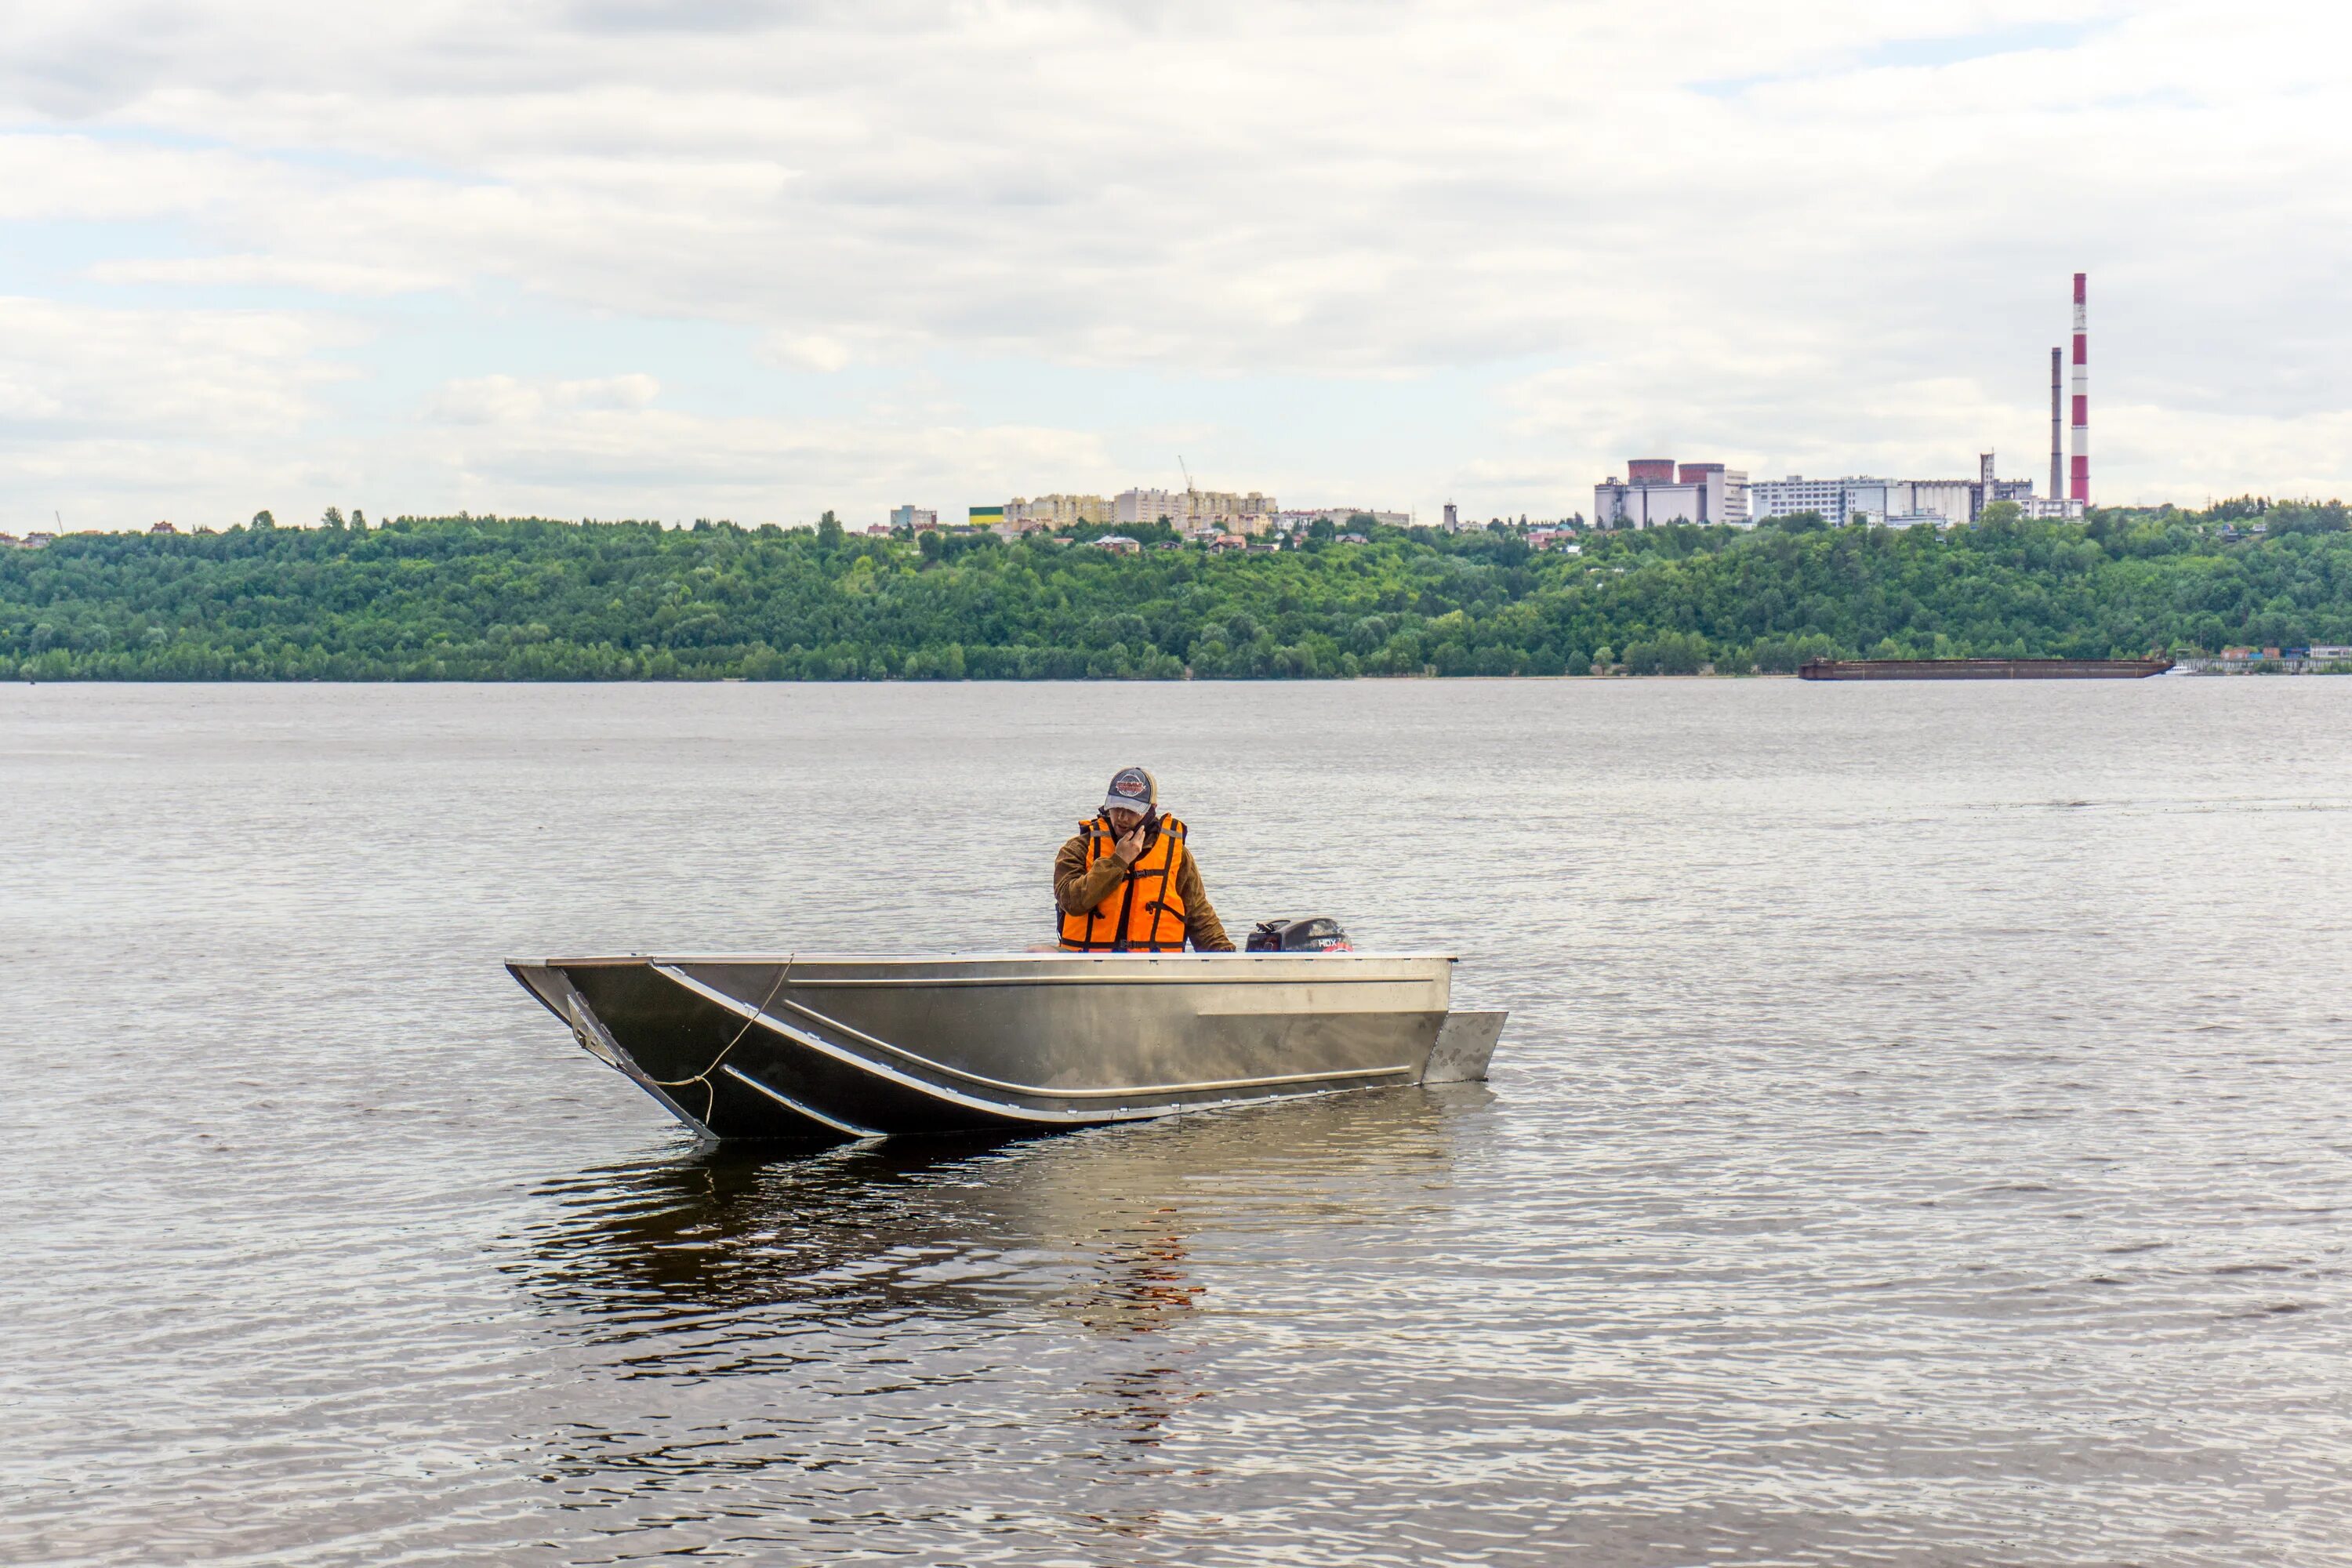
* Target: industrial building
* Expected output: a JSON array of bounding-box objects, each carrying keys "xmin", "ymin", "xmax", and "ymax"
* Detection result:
[
  {"xmin": 1595, "ymin": 273, "xmax": 2095, "ymax": 532},
  {"xmin": 1592, "ymin": 460, "xmax": 1750, "ymax": 528},
  {"xmin": 1744, "ymin": 475, "xmax": 1851, "ymax": 524},
  {"xmin": 1748, "ymin": 454, "xmax": 2038, "ymax": 528}
]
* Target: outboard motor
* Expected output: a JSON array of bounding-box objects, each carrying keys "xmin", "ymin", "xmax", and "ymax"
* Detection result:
[{"xmin": 1245, "ymin": 916, "xmax": 1352, "ymax": 953}]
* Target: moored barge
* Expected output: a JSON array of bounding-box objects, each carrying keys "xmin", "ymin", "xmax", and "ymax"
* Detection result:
[{"xmin": 1798, "ymin": 657, "xmax": 2172, "ymax": 681}]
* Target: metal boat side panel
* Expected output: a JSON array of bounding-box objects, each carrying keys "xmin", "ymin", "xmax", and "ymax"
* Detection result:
[
  {"xmin": 663, "ymin": 964, "xmax": 1426, "ymax": 1121},
  {"xmin": 693, "ymin": 1014, "xmax": 1044, "ymax": 1138},
  {"xmin": 666, "ymin": 956, "xmax": 1451, "ymax": 1098},
  {"xmin": 775, "ymin": 982, "xmax": 1439, "ymax": 1097}
]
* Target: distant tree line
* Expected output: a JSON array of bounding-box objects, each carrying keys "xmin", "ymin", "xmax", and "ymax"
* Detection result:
[{"xmin": 2, "ymin": 497, "xmax": 2347, "ymax": 681}]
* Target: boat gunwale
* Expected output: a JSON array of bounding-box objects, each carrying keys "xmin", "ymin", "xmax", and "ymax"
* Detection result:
[
  {"xmin": 511, "ymin": 952, "xmax": 1460, "ymax": 979},
  {"xmin": 779, "ymin": 972, "xmax": 1445, "ymax": 990},
  {"xmin": 513, "ymin": 949, "xmax": 1449, "ymax": 987}
]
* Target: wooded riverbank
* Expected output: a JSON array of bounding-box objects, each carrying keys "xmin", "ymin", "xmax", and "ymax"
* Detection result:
[{"xmin": 4, "ymin": 503, "xmax": 2346, "ymax": 681}]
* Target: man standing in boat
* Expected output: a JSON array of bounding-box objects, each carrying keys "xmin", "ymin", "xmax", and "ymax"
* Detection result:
[{"xmin": 1056, "ymin": 767, "xmax": 1235, "ymax": 953}]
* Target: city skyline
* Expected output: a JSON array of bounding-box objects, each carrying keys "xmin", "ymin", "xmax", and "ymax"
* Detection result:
[{"xmin": 3, "ymin": 2, "xmax": 2347, "ymax": 532}]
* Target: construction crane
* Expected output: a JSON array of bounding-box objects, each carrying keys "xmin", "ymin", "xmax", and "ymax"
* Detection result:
[{"xmin": 1178, "ymin": 454, "xmax": 1198, "ymax": 530}]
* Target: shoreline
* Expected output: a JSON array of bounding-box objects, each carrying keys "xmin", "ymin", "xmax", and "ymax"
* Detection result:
[{"xmin": 10, "ymin": 668, "xmax": 2342, "ymax": 687}]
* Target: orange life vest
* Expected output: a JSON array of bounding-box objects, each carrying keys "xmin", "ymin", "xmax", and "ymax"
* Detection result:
[{"xmin": 1059, "ymin": 815, "xmax": 1191, "ymax": 953}]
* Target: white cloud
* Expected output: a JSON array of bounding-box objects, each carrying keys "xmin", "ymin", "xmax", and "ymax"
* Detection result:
[
  {"xmin": 432, "ymin": 372, "xmax": 663, "ymax": 422},
  {"xmin": 0, "ymin": 295, "xmax": 341, "ymax": 437},
  {"xmin": 427, "ymin": 375, "xmax": 548, "ymax": 426},
  {"xmin": 554, "ymin": 373, "xmax": 662, "ymax": 411},
  {"xmin": 0, "ymin": 296, "xmax": 354, "ymax": 528},
  {"xmin": 763, "ymin": 332, "xmax": 851, "ymax": 373},
  {"xmin": 1, "ymin": 0, "xmax": 2349, "ymax": 524},
  {"xmin": 394, "ymin": 372, "xmax": 1117, "ymax": 523},
  {"xmin": 88, "ymin": 253, "xmax": 449, "ymax": 296}
]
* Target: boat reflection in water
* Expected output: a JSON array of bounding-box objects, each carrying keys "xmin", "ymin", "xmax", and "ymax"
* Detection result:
[
  {"xmin": 518, "ymin": 1079, "xmax": 1496, "ymax": 1342},
  {"xmin": 508, "ymin": 1061, "xmax": 1499, "ymax": 1555}
]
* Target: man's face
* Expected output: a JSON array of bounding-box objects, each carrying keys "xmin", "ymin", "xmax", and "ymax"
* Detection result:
[{"xmin": 1105, "ymin": 807, "xmax": 1145, "ymax": 834}]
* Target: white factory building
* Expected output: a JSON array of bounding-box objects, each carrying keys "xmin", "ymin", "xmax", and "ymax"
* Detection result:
[
  {"xmin": 1744, "ymin": 476, "xmax": 1852, "ymax": 524},
  {"xmin": 1595, "ymin": 453, "xmax": 2062, "ymax": 531},
  {"xmin": 2011, "ymin": 497, "xmax": 2087, "ymax": 520},
  {"xmin": 1747, "ymin": 456, "xmax": 2040, "ymax": 528},
  {"xmin": 1592, "ymin": 460, "xmax": 1750, "ymax": 528}
]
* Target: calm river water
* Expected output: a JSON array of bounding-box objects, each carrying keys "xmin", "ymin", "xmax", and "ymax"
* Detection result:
[{"xmin": 5, "ymin": 679, "xmax": 2351, "ymax": 1566}]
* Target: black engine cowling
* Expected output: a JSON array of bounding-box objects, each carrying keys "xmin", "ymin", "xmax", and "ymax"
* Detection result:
[{"xmin": 1244, "ymin": 916, "xmax": 1352, "ymax": 953}]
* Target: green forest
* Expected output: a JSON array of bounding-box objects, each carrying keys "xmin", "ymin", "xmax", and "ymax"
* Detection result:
[{"xmin": 2, "ymin": 499, "xmax": 2347, "ymax": 680}]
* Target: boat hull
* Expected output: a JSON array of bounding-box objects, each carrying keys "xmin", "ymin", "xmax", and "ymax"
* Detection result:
[{"xmin": 508, "ymin": 953, "xmax": 1503, "ymax": 1142}]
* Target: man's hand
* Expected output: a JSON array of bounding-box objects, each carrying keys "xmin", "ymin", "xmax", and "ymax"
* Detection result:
[{"xmin": 1113, "ymin": 822, "xmax": 1149, "ymax": 863}]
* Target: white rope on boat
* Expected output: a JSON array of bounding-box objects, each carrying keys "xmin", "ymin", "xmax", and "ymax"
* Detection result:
[{"xmin": 642, "ymin": 954, "xmax": 795, "ymax": 1123}]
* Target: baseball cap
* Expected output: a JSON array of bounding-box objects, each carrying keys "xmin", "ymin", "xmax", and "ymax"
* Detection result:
[{"xmin": 1101, "ymin": 765, "xmax": 1158, "ymax": 816}]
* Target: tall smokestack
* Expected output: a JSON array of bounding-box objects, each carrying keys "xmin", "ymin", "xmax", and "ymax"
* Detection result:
[
  {"xmin": 2069, "ymin": 272, "xmax": 2089, "ymax": 504},
  {"xmin": 2049, "ymin": 347, "xmax": 2063, "ymax": 501}
]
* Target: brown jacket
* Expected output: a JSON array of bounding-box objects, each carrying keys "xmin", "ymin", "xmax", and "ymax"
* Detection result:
[{"xmin": 1054, "ymin": 821, "xmax": 1235, "ymax": 952}]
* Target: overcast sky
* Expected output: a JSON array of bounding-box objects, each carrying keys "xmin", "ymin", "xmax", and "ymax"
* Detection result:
[{"xmin": 3, "ymin": 0, "xmax": 2347, "ymax": 532}]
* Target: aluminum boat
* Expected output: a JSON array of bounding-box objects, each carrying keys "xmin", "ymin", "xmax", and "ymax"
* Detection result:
[{"xmin": 508, "ymin": 953, "xmax": 1506, "ymax": 1142}]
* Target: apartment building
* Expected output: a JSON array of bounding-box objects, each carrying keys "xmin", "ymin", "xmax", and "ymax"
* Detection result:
[
  {"xmin": 1114, "ymin": 488, "xmax": 1278, "ymax": 531},
  {"xmin": 1007, "ymin": 494, "xmax": 1112, "ymax": 528},
  {"xmin": 1114, "ymin": 488, "xmax": 1183, "ymax": 527}
]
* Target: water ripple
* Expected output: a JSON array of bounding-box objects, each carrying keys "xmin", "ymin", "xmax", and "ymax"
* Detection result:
[{"xmin": 5, "ymin": 680, "xmax": 2352, "ymax": 1564}]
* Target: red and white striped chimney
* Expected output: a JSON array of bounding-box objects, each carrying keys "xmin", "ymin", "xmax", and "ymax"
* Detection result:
[{"xmin": 2069, "ymin": 272, "xmax": 2089, "ymax": 504}]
